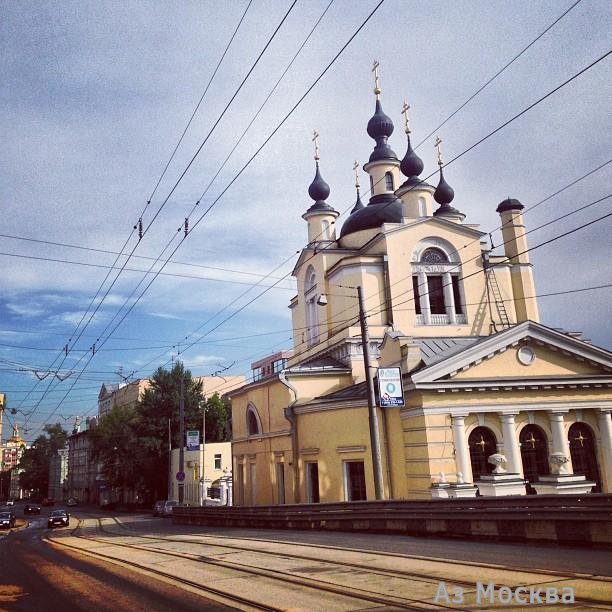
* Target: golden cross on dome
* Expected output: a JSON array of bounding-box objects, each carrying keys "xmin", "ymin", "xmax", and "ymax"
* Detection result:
[
  {"xmin": 312, "ymin": 130, "xmax": 320, "ymax": 161},
  {"xmin": 434, "ymin": 135, "xmax": 444, "ymax": 166},
  {"xmin": 402, "ymin": 101, "xmax": 411, "ymax": 134},
  {"xmin": 574, "ymin": 430, "xmax": 587, "ymax": 447},
  {"xmin": 353, "ymin": 160, "xmax": 360, "ymax": 189},
  {"xmin": 372, "ymin": 60, "xmax": 381, "ymax": 98}
]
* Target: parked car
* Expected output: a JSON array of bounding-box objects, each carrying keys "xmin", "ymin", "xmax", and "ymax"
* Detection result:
[
  {"xmin": 47, "ymin": 509, "xmax": 70, "ymax": 528},
  {"xmin": 24, "ymin": 504, "xmax": 41, "ymax": 515},
  {"xmin": 0, "ymin": 511, "xmax": 16, "ymax": 529},
  {"xmin": 153, "ymin": 500, "xmax": 179, "ymax": 517},
  {"xmin": 66, "ymin": 498, "xmax": 78, "ymax": 507},
  {"xmin": 42, "ymin": 498, "xmax": 55, "ymax": 507},
  {"xmin": 5, "ymin": 499, "xmax": 14, "ymax": 506}
]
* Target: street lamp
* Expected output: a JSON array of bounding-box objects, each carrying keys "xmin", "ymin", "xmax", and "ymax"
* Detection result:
[{"xmin": 318, "ymin": 286, "xmax": 385, "ymax": 500}]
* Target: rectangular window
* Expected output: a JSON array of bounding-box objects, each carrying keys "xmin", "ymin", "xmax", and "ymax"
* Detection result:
[
  {"xmin": 214, "ymin": 454, "xmax": 221, "ymax": 470},
  {"xmin": 272, "ymin": 358, "xmax": 287, "ymax": 374},
  {"xmin": 252, "ymin": 367, "xmax": 263, "ymax": 382},
  {"xmin": 305, "ymin": 462, "xmax": 320, "ymax": 503},
  {"xmin": 451, "ymin": 276, "xmax": 463, "ymax": 314},
  {"xmin": 276, "ymin": 463, "xmax": 285, "ymax": 505},
  {"xmin": 427, "ymin": 275, "xmax": 446, "ymax": 314},
  {"xmin": 344, "ymin": 461, "xmax": 367, "ymax": 501},
  {"xmin": 412, "ymin": 276, "xmax": 422, "ymax": 314}
]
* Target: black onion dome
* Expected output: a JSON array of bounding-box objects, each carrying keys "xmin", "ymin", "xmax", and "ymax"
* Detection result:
[
  {"xmin": 308, "ymin": 163, "xmax": 330, "ymax": 201},
  {"xmin": 340, "ymin": 193, "xmax": 403, "ymax": 237},
  {"xmin": 433, "ymin": 167, "xmax": 454, "ymax": 205},
  {"xmin": 496, "ymin": 197, "xmax": 524, "ymax": 213},
  {"xmin": 367, "ymin": 99, "xmax": 397, "ymax": 162},
  {"xmin": 400, "ymin": 134, "xmax": 424, "ymax": 178}
]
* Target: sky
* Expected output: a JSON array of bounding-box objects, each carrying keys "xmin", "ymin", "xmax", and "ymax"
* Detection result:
[{"xmin": 1, "ymin": 0, "xmax": 611, "ymax": 445}]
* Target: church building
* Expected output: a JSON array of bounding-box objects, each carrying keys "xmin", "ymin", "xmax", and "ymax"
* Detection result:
[{"xmin": 230, "ymin": 69, "xmax": 612, "ymax": 504}]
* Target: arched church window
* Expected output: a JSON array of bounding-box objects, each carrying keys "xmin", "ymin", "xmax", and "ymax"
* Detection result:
[
  {"xmin": 568, "ymin": 423, "xmax": 601, "ymax": 492},
  {"xmin": 519, "ymin": 424, "xmax": 549, "ymax": 494},
  {"xmin": 321, "ymin": 219, "xmax": 330, "ymax": 240},
  {"xmin": 304, "ymin": 266, "xmax": 319, "ymax": 347},
  {"xmin": 468, "ymin": 426, "xmax": 497, "ymax": 481},
  {"xmin": 421, "ymin": 247, "xmax": 448, "ymax": 263},
  {"xmin": 384, "ymin": 172, "xmax": 394, "ymax": 190},
  {"xmin": 246, "ymin": 404, "xmax": 261, "ymax": 436}
]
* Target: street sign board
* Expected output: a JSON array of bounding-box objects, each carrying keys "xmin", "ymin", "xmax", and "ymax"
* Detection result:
[
  {"xmin": 186, "ymin": 429, "xmax": 199, "ymax": 451},
  {"xmin": 176, "ymin": 471, "xmax": 185, "ymax": 482},
  {"xmin": 377, "ymin": 367, "xmax": 404, "ymax": 407}
]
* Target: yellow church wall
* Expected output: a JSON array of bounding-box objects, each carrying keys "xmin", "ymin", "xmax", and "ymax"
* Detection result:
[
  {"xmin": 382, "ymin": 223, "xmax": 493, "ymax": 337},
  {"xmin": 452, "ymin": 344, "xmax": 603, "ymax": 379},
  {"xmin": 298, "ymin": 407, "xmax": 375, "ymax": 502}
]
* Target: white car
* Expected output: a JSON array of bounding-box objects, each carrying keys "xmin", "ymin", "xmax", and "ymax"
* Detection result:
[{"xmin": 5, "ymin": 500, "xmax": 14, "ymax": 506}]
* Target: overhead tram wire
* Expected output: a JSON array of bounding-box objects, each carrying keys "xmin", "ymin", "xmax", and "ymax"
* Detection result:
[
  {"xmin": 9, "ymin": 5, "xmax": 255, "ymax": 420},
  {"xmin": 30, "ymin": 1, "xmax": 388, "ymax": 432},
  {"xmin": 45, "ymin": 0, "xmax": 332, "ymax": 378},
  {"xmin": 34, "ymin": 14, "xmax": 610, "ymax": 431},
  {"xmin": 30, "ymin": 0, "xmax": 305, "ymax": 384},
  {"xmin": 413, "ymin": 0, "xmax": 584, "ymax": 149}
]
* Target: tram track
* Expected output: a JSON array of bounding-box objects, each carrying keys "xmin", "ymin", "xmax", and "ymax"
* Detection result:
[
  {"xmin": 50, "ymin": 517, "xmax": 465, "ymax": 611},
  {"xmin": 44, "ymin": 516, "xmax": 612, "ymax": 610},
  {"xmin": 99, "ymin": 516, "xmax": 612, "ymax": 609}
]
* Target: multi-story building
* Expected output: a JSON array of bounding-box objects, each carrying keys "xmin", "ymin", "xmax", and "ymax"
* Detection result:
[
  {"xmin": 98, "ymin": 379, "xmax": 150, "ymax": 418},
  {"xmin": 1, "ymin": 424, "xmax": 26, "ymax": 500},
  {"xmin": 230, "ymin": 77, "xmax": 612, "ymax": 505},
  {"xmin": 48, "ymin": 446, "xmax": 69, "ymax": 502},
  {"xmin": 67, "ymin": 420, "xmax": 97, "ymax": 504}
]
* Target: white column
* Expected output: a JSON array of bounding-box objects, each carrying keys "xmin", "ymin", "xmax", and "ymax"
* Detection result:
[
  {"xmin": 597, "ymin": 410, "xmax": 612, "ymax": 493},
  {"xmin": 451, "ymin": 415, "xmax": 472, "ymax": 483},
  {"xmin": 500, "ymin": 413, "xmax": 522, "ymax": 475},
  {"xmin": 548, "ymin": 411, "xmax": 573, "ymax": 473},
  {"xmin": 443, "ymin": 272, "xmax": 456, "ymax": 324},
  {"xmin": 418, "ymin": 272, "xmax": 431, "ymax": 325}
]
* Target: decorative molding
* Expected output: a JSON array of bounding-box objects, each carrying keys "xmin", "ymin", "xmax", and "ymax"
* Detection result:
[
  {"xmin": 300, "ymin": 447, "xmax": 320, "ymax": 455},
  {"xmin": 336, "ymin": 445, "xmax": 366, "ymax": 453},
  {"xmin": 233, "ymin": 429, "xmax": 291, "ymax": 444}
]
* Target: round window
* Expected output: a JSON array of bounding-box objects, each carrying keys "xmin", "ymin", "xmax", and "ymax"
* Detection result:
[{"xmin": 517, "ymin": 346, "xmax": 536, "ymax": 365}]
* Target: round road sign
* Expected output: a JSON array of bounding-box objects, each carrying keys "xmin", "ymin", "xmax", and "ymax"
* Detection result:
[{"xmin": 176, "ymin": 471, "xmax": 185, "ymax": 482}]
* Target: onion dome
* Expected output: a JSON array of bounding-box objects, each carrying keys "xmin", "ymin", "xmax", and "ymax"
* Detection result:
[
  {"xmin": 305, "ymin": 162, "xmax": 336, "ymax": 214},
  {"xmin": 367, "ymin": 100, "xmax": 397, "ymax": 162},
  {"xmin": 340, "ymin": 192, "xmax": 403, "ymax": 237},
  {"xmin": 400, "ymin": 133, "xmax": 424, "ymax": 178},
  {"xmin": 433, "ymin": 166, "xmax": 454, "ymax": 205},
  {"xmin": 496, "ymin": 197, "xmax": 524, "ymax": 213}
]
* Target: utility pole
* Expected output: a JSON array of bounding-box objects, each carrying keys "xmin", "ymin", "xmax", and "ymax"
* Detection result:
[
  {"xmin": 167, "ymin": 418, "xmax": 172, "ymax": 499},
  {"xmin": 178, "ymin": 374, "xmax": 185, "ymax": 505},
  {"xmin": 357, "ymin": 286, "xmax": 385, "ymax": 500},
  {"xmin": 202, "ymin": 400, "xmax": 206, "ymax": 506}
]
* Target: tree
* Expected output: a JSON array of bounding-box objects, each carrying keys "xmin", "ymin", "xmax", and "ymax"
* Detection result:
[
  {"xmin": 89, "ymin": 405, "xmax": 138, "ymax": 494},
  {"xmin": 18, "ymin": 423, "xmax": 68, "ymax": 496},
  {"xmin": 203, "ymin": 392, "xmax": 231, "ymax": 442},
  {"xmin": 133, "ymin": 362, "xmax": 204, "ymax": 500}
]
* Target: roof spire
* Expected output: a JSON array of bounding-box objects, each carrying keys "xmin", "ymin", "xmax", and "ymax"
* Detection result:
[
  {"xmin": 351, "ymin": 160, "xmax": 364, "ymax": 213},
  {"xmin": 366, "ymin": 61, "xmax": 397, "ymax": 163},
  {"xmin": 306, "ymin": 131, "xmax": 333, "ymax": 209},
  {"xmin": 433, "ymin": 135, "xmax": 463, "ymax": 219},
  {"xmin": 399, "ymin": 100, "xmax": 424, "ymax": 179}
]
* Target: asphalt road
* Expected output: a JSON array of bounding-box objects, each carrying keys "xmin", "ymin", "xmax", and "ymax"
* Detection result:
[{"xmin": 0, "ymin": 505, "xmax": 235, "ymax": 611}]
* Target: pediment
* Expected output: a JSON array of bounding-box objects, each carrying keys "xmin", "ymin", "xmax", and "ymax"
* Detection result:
[{"xmin": 411, "ymin": 321, "xmax": 612, "ymax": 388}]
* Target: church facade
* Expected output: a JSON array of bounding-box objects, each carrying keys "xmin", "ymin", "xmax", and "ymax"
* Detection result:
[{"xmin": 230, "ymin": 76, "xmax": 612, "ymax": 504}]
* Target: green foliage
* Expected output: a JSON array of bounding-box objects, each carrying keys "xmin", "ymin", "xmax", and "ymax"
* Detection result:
[
  {"xmin": 18, "ymin": 423, "xmax": 68, "ymax": 496},
  {"xmin": 203, "ymin": 392, "xmax": 231, "ymax": 442},
  {"xmin": 89, "ymin": 405, "xmax": 137, "ymax": 490}
]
